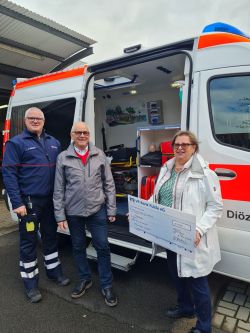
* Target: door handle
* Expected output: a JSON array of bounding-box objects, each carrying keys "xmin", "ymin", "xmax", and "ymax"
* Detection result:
[{"xmin": 214, "ymin": 168, "xmax": 236, "ymax": 179}]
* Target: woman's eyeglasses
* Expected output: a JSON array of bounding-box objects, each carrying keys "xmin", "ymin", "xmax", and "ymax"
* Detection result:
[{"xmin": 173, "ymin": 143, "xmax": 194, "ymax": 150}]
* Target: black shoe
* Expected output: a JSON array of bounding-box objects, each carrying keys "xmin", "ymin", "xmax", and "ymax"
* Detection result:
[
  {"xmin": 101, "ymin": 287, "xmax": 118, "ymax": 307},
  {"xmin": 50, "ymin": 275, "xmax": 70, "ymax": 286},
  {"xmin": 188, "ymin": 328, "xmax": 203, "ymax": 333},
  {"xmin": 27, "ymin": 288, "xmax": 42, "ymax": 303},
  {"xmin": 71, "ymin": 280, "xmax": 92, "ymax": 299},
  {"xmin": 166, "ymin": 305, "xmax": 195, "ymax": 319}
]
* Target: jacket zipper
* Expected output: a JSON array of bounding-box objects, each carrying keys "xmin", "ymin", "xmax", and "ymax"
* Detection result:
[
  {"xmin": 174, "ymin": 169, "xmax": 190, "ymax": 277},
  {"xmin": 44, "ymin": 137, "xmax": 53, "ymax": 189},
  {"xmin": 36, "ymin": 136, "xmax": 53, "ymax": 193},
  {"xmin": 173, "ymin": 171, "xmax": 183, "ymax": 277}
]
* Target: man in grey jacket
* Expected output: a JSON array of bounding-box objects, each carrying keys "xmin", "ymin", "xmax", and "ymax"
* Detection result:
[{"xmin": 53, "ymin": 121, "xmax": 117, "ymax": 306}]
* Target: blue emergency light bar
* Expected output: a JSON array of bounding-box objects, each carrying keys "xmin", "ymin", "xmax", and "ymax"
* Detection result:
[{"xmin": 202, "ymin": 22, "xmax": 250, "ymax": 39}]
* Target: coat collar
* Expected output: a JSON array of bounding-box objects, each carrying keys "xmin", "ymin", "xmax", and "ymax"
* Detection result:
[
  {"xmin": 164, "ymin": 153, "xmax": 208, "ymax": 178},
  {"xmin": 22, "ymin": 128, "xmax": 49, "ymax": 139},
  {"xmin": 66, "ymin": 142, "xmax": 99, "ymax": 158}
]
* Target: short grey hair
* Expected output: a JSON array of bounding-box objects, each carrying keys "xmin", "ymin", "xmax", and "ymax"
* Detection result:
[
  {"xmin": 24, "ymin": 107, "xmax": 45, "ymax": 119},
  {"xmin": 71, "ymin": 121, "xmax": 90, "ymax": 133}
]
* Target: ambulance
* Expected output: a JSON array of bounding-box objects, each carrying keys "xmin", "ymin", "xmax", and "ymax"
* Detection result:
[{"xmin": 3, "ymin": 22, "xmax": 250, "ymax": 282}]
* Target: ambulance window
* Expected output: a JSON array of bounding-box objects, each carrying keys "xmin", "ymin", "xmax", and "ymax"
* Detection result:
[
  {"xmin": 10, "ymin": 98, "xmax": 76, "ymax": 150},
  {"xmin": 209, "ymin": 75, "xmax": 250, "ymax": 151}
]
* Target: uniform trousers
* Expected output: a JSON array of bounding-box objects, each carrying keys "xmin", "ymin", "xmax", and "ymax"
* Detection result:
[{"xmin": 19, "ymin": 196, "xmax": 62, "ymax": 291}]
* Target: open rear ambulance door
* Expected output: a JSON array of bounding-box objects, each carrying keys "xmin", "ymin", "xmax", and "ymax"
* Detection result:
[{"xmin": 84, "ymin": 44, "xmax": 194, "ymax": 270}]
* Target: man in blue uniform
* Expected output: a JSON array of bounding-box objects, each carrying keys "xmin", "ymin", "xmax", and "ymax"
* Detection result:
[{"xmin": 2, "ymin": 107, "xmax": 69, "ymax": 303}]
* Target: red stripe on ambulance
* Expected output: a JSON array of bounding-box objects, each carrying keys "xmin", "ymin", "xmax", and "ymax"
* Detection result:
[
  {"xmin": 198, "ymin": 33, "xmax": 250, "ymax": 49},
  {"xmin": 15, "ymin": 66, "xmax": 88, "ymax": 90}
]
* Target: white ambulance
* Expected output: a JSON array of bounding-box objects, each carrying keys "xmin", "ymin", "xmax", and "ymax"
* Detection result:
[{"xmin": 3, "ymin": 22, "xmax": 250, "ymax": 282}]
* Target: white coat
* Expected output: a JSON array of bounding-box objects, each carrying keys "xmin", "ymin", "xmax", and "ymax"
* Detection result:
[{"xmin": 151, "ymin": 153, "xmax": 223, "ymax": 278}]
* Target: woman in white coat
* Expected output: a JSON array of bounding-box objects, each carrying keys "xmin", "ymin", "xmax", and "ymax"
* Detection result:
[{"xmin": 152, "ymin": 131, "xmax": 223, "ymax": 333}]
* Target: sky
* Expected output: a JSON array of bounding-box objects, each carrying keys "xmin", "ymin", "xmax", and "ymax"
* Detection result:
[{"xmin": 13, "ymin": 0, "xmax": 250, "ymax": 64}]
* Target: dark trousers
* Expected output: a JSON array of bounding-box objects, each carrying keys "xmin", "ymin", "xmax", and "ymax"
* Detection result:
[
  {"xmin": 167, "ymin": 250, "xmax": 212, "ymax": 333},
  {"xmin": 67, "ymin": 206, "xmax": 113, "ymax": 289},
  {"xmin": 19, "ymin": 196, "xmax": 62, "ymax": 292}
]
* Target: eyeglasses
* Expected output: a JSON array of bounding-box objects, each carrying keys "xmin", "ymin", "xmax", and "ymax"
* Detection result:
[
  {"xmin": 173, "ymin": 143, "xmax": 194, "ymax": 150},
  {"xmin": 73, "ymin": 131, "xmax": 90, "ymax": 136},
  {"xmin": 26, "ymin": 117, "xmax": 44, "ymax": 122}
]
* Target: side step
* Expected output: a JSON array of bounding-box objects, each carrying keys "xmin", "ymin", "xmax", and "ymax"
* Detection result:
[{"xmin": 86, "ymin": 242, "xmax": 139, "ymax": 272}]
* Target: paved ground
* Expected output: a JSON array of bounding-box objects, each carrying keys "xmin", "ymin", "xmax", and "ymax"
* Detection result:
[
  {"xmin": 0, "ymin": 198, "xmax": 249, "ymax": 333},
  {"xmin": 0, "ymin": 231, "xmax": 150, "ymax": 333},
  {"xmin": 212, "ymin": 281, "xmax": 250, "ymax": 333},
  {"xmin": 0, "ymin": 199, "xmax": 18, "ymax": 236},
  {"xmin": 0, "ymin": 230, "xmax": 226, "ymax": 333}
]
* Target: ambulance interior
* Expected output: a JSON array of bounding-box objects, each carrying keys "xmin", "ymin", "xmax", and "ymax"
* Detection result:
[
  {"xmin": 92, "ymin": 53, "xmax": 186, "ymax": 247},
  {"xmin": 93, "ymin": 54, "xmax": 185, "ymax": 150}
]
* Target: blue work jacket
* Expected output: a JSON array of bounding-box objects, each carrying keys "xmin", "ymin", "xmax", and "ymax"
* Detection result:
[{"xmin": 2, "ymin": 129, "xmax": 61, "ymax": 209}]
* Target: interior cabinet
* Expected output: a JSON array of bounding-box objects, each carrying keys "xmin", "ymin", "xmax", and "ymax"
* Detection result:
[{"xmin": 137, "ymin": 124, "xmax": 180, "ymax": 197}]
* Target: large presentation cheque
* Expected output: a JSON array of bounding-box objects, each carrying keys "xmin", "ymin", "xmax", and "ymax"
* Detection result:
[{"xmin": 128, "ymin": 195, "xmax": 196, "ymax": 258}]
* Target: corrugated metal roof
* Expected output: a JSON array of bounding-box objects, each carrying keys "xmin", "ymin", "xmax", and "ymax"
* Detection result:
[{"xmin": 0, "ymin": 0, "xmax": 96, "ymax": 102}]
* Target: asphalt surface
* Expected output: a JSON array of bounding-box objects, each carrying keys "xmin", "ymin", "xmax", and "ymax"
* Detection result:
[{"xmin": 0, "ymin": 229, "xmax": 229, "ymax": 333}]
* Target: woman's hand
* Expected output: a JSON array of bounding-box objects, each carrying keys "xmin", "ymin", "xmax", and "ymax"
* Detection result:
[
  {"xmin": 57, "ymin": 220, "xmax": 68, "ymax": 231},
  {"xmin": 194, "ymin": 230, "xmax": 202, "ymax": 247}
]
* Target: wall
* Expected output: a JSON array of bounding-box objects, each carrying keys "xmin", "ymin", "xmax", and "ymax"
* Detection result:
[{"xmin": 94, "ymin": 85, "xmax": 181, "ymax": 150}]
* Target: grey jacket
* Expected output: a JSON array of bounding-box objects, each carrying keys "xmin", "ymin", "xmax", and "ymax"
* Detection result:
[{"xmin": 53, "ymin": 142, "xmax": 116, "ymax": 222}]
